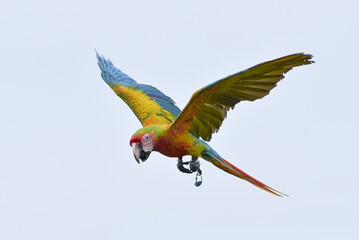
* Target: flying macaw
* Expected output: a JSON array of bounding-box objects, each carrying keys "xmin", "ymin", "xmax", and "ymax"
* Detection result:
[{"xmin": 97, "ymin": 52, "xmax": 313, "ymax": 196}]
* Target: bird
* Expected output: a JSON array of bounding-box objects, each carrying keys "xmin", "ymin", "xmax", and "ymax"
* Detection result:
[{"xmin": 96, "ymin": 52, "xmax": 314, "ymax": 196}]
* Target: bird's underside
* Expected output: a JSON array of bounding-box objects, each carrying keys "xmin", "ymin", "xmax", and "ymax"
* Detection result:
[{"xmin": 97, "ymin": 52, "xmax": 314, "ymax": 196}]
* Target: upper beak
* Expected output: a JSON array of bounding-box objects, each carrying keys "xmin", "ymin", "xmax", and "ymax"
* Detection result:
[{"xmin": 132, "ymin": 142, "xmax": 151, "ymax": 164}]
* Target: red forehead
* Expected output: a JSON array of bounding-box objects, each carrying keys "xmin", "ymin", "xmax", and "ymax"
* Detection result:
[{"xmin": 129, "ymin": 135, "xmax": 142, "ymax": 146}]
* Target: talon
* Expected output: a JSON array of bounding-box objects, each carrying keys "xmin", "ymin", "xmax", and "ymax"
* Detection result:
[
  {"xmin": 177, "ymin": 157, "xmax": 193, "ymax": 174},
  {"xmin": 190, "ymin": 157, "xmax": 203, "ymax": 187},
  {"xmin": 177, "ymin": 157, "xmax": 203, "ymax": 187},
  {"xmin": 189, "ymin": 158, "xmax": 200, "ymax": 172},
  {"xmin": 194, "ymin": 172, "xmax": 202, "ymax": 187}
]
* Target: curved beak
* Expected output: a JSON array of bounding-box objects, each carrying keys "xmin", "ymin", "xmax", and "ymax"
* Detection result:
[{"xmin": 131, "ymin": 142, "xmax": 151, "ymax": 164}]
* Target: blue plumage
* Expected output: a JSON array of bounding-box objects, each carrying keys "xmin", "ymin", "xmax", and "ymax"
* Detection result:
[{"xmin": 96, "ymin": 52, "xmax": 181, "ymax": 117}]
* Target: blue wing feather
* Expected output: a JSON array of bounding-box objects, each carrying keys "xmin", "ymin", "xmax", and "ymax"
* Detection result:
[{"xmin": 96, "ymin": 52, "xmax": 181, "ymax": 117}]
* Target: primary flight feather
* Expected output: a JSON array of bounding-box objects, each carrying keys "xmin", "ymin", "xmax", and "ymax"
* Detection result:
[{"xmin": 97, "ymin": 52, "xmax": 314, "ymax": 196}]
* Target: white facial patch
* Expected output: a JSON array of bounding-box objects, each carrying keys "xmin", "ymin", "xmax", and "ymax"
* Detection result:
[{"xmin": 142, "ymin": 133, "xmax": 153, "ymax": 152}]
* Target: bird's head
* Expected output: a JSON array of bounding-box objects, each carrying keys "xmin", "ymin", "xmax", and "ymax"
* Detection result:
[{"xmin": 129, "ymin": 131, "xmax": 154, "ymax": 164}]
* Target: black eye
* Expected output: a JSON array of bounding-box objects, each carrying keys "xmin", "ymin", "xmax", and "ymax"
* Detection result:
[{"xmin": 146, "ymin": 135, "xmax": 149, "ymax": 139}]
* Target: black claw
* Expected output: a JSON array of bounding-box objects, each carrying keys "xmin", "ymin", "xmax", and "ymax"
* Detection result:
[
  {"xmin": 177, "ymin": 157, "xmax": 203, "ymax": 187},
  {"xmin": 194, "ymin": 172, "xmax": 202, "ymax": 187},
  {"xmin": 189, "ymin": 159, "xmax": 200, "ymax": 172},
  {"xmin": 177, "ymin": 158, "xmax": 193, "ymax": 174},
  {"xmin": 194, "ymin": 181, "xmax": 202, "ymax": 187}
]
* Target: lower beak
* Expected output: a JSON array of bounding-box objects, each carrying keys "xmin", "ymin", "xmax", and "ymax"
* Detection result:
[{"xmin": 132, "ymin": 143, "xmax": 151, "ymax": 164}]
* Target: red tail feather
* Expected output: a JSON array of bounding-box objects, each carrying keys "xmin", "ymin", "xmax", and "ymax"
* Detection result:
[{"xmin": 202, "ymin": 151, "xmax": 287, "ymax": 196}]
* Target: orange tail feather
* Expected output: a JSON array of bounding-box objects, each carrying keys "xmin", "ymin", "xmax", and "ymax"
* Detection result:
[{"xmin": 202, "ymin": 151, "xmax": 287, "ymax": 196}]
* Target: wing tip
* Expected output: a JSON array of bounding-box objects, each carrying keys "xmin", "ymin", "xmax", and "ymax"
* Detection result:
[
  {"xmin": 287, "ymin": 52, "xmax": 315, "ymax": 65},
  {"xmin": 95, "ymin": 50, "xmax": 109, "ymax": 72},
  {"xmin": 95, "ymin": 49, "xmax": 102, "ymax": 63}
]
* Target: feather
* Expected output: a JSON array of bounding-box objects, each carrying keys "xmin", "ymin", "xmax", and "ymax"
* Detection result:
[
  {"xmin": 97, "ymin": 52, "xmax": 181, "ymax": 126},
  {"xmin": 202, "ymin": 149, "xmax": 287, "ymax": 196},
  {"xmin": 170, "ymin": 53, "xmax": 314, "ymax": 141}
]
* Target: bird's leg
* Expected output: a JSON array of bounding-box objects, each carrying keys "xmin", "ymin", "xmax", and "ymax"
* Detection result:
[
  {"xmin": 177, "ymin": 157, "xmax": 203, "ymax": 186},
  {"xmin": 189, "ymin": 157, "xmax": 200, "ymax": 173},
  {"xmin": 190, "ymin": 157, "xmax": 203, "ymax": 187},
  {"xmin": 177, "ymin": 157, "xmax": 192, "ymax": 174}
]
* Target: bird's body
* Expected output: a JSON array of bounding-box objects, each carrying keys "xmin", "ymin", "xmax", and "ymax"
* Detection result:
[
  {"xmin": 97, "ymin": 52, "xmax": 314, "ymax": 196},
  {"xmin": 132, "ymin": 125, "xmax": 207, "ymax": 158}
]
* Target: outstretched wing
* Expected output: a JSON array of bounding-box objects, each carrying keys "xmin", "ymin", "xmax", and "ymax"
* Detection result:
[
  {"xmin": 170, "ymin": 53, "xmax": 314, "ymax": 141},
  {"xmin": 97, "ymin": 53, "xmax": 181, "ymax": 127}
]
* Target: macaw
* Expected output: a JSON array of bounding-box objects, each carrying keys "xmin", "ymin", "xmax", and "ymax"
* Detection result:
[{"xmin": 97, "ymin": 52, "xmax": 313, "ymax": 196}]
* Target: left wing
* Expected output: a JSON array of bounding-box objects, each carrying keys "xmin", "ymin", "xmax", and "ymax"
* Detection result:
[
  {"xmin": 97, "ymin": 53, "xmax": 181, "ymax": 126},
  {"xmin": 169, "ymin": 53, "xmax": 314, "ymax": 141}
]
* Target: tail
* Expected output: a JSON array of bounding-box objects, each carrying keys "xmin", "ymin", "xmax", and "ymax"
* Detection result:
[{"xmin": 202, "ymin": 150, "xmax": 287, "ymax": 197}]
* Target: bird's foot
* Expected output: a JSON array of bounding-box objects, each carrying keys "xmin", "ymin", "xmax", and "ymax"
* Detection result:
[
  {"xmin": 177, "ymin": 157, "xmax": 192, "ymax": 174},
  {"xmin": 189, "ymin": 158, "xmax": 201, "ymax": 173},
  {"xmin": 194, "ymin": 171, "xmax": 202, "ymax": 187},
  {"xmin": 177, "ymin": 157, "xmax": 203, "ymax": 187},
  {"xmin": 191, "ymin": 158, "xmax": 202, "ymax": 187}
]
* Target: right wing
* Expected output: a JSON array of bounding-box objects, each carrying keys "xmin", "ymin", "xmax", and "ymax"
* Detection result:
[{"xmin": 169, "ymin": 53, "xmax": 314, "ymax": 141}]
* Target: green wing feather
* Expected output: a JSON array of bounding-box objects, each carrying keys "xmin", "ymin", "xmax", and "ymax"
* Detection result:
[{"xmin": 170, "ymin": 53, "xmax": 314, "ymax": 141}]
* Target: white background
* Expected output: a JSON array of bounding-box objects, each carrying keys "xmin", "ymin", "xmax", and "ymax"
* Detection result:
[{"xmin": 1, "ymin": 0, "xmax": 358, "ymax": 239}]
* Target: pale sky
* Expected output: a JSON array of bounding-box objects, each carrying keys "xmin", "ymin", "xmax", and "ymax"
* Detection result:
[{"xmin": 1, "ymin": 0, "xmax": 358, "ymax": 239}]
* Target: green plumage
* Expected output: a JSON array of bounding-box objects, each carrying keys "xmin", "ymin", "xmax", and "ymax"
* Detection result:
[
  {"xmin": 170, "ymin": 53, "xmax": 314, "ymax": 141},
  {"xmin": 99, "ymin": 52, "xmax": 314, "ymax": 196}
]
